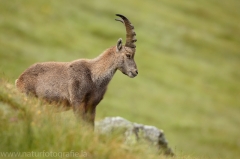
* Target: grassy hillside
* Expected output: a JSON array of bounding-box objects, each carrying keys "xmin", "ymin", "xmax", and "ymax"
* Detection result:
[
  {"xmin": 0, "ymin": 0, "xmax": 240, "ymax": 159},
  {"xmin": 0, "ymin": 80, "xmax": 172, "ymax": 159}
]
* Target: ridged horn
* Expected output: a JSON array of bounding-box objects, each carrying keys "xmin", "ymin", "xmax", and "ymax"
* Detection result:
[{"xmin": 115, "ymin": 14, "xmax": 137, "ymax": 49}]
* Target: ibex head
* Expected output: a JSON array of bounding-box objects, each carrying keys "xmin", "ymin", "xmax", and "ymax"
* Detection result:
[{"xmin": 115, "ymin": 14, "xmax": 138, "ymax": 78}]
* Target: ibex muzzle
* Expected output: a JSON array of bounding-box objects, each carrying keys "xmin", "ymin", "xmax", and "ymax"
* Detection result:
[{"xmin": 15, "ymin": 14, "xmax": 138, "ymax": 126}]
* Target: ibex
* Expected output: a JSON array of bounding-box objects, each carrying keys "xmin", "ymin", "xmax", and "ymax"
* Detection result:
[{"xmin": 15, "ymin": 14, "xmax": 138, "ymax": 126}]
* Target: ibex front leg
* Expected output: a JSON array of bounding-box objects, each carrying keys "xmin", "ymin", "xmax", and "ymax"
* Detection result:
[
  {"xmin": 85, "ymin": 105, "xmax": 96, "ymax": 127},
  {"xmin": 72, "ymin": 102, "xmax": 86, "ymax": 120},
  {"xmin": 72, "ymin": 101, "xmax": 96, "ymax": 127},
  {"xmin": 69, "ymin": 81, "xmax": 92, "ymax": 125}
]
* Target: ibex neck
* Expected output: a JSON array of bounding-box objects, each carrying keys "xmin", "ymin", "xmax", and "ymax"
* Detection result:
[{"xmin": 90, "ymin": 47, "xmax": 117, "ymax": 87}]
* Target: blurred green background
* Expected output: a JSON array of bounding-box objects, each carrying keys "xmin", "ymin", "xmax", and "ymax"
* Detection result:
[{"xmin": 0, "ymin": 0, "xmax": 240, "ymax": 158}]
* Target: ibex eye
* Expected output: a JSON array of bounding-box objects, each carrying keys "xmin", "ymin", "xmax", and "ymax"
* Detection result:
[{"xmin": 126, "ymin": 54, "xmax": 131, "ymax": 59}]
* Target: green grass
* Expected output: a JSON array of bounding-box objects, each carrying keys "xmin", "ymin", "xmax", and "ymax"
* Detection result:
[
  {"xmin": 0, "ymin": 0, "xmax": 240, "ymax": 159},
  {"xmin": 0, "ymin": 80, "xmax": 175, "ymax": 159}
]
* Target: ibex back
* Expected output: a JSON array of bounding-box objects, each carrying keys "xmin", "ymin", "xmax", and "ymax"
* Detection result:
[{"xmin": 15, "ymin": 14, "xmax": 138, "ymax": 126}]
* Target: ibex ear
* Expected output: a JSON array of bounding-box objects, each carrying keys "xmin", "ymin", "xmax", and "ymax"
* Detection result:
[{"xmin": 116, "ymin": 38, "xmax": 122, "ymax": 52}]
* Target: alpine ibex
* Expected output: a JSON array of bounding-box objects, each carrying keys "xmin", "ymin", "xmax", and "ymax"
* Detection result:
[{"xmin": 15, "ymin": 14, "xmax": 138, "ymax": 126}]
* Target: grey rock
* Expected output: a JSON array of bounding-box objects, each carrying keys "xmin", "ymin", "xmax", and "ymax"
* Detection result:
[{"xmin": 95, "ymin": 116, "xmax": 174, "ymax": 156}]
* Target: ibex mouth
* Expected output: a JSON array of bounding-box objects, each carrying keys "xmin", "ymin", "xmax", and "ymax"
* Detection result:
[
  {"xmin": 119, "ymin": 70, "xmax": 135, "ymax": 78},
  {"xmin": 128, "ymin": 71, "xmax": 138, "ymax": 78}
]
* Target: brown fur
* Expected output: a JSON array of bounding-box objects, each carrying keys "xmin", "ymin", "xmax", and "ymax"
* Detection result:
[{"xmin": 16, "ymin": 14, "xmax": 138, "ymax": 126}]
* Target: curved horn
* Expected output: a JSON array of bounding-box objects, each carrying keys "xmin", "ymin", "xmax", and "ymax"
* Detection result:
[{"xmin": 115, "ymin": 14, "xmax": 137, "ymax": 49}]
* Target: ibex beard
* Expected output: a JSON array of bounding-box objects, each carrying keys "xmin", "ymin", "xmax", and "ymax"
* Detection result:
[{"xmin": 15, "ymin": 14, "xmax": 138, "ymax": 127}]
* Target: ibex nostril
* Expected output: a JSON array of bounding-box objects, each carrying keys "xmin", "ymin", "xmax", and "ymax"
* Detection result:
[{"xmin": 136, "ymin": 70, "xmax": 138, "ymax": 74}]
